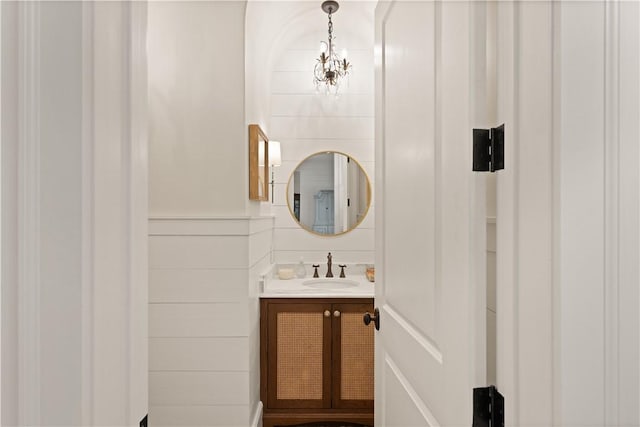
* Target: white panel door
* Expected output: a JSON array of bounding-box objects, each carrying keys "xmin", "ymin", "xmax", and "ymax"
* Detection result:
[{"xmin": 375, "ymin": 1, "xmax": 485, "ymax": 425}]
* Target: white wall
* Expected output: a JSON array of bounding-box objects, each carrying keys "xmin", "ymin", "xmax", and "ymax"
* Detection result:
[
  {"xmin": 495, "ymin": 1, "xmax": 640, "ymax": 426},
  {"xmin": 246, "ymin": 1, "xmax": 376, "ymax": 265},
  {"xmin": 1, "ymin": 1, "xmax": 148, "ymax": 425},
  {"xmin": 1, "ymin": 4, "xmax": 18, "ymax": 423},
  {"xmin": 148, "ymin": 1, "xmax": 247, "ymax": 217},
  {"xmin": 147, "ymin": 2, "xmax": 272, "ymax": 426}
]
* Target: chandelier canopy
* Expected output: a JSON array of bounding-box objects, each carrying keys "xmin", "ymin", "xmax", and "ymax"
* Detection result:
[{"xmin": 314, "ymin": 0, "xmax": 351, "ymax": 94}]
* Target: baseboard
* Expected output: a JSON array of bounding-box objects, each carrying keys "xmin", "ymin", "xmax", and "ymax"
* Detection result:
[{"xmin": 251, "ymin": 401, "xmax": 264, "ymax": 427}]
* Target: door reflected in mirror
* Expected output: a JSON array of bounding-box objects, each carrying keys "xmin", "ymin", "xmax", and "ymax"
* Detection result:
[{"xmin": 287, "ymin": 152, "xmax": 371, "ymax": 236}]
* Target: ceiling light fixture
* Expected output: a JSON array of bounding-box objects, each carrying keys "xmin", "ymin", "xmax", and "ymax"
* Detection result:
[{"xmin": 314, "ymin": 0, "xmax": 351, "ymax": 95}]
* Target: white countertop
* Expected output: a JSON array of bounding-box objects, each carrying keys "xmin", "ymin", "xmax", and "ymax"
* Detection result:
[{"xmin": 260, "ymin": 275, "xmax": 375, "ymax": 298}]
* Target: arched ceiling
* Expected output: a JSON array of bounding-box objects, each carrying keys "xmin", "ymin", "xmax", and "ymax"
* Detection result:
[{"xmin": 245, "ymin": 0, "xmax": 375, "ymax": 124}]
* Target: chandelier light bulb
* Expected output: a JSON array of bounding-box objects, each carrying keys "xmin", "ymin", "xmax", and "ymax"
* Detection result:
[{"xmin": 319, "ymin": 41, "xmax": 328, "ymax": 53}]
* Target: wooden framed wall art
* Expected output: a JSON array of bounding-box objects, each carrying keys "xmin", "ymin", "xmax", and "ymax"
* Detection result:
[{"xmin": 249, "ymin": 124, "xmax": 269, "ymax": 201}]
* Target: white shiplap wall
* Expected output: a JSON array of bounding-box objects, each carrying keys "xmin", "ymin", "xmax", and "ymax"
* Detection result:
[
  {"xmin": 267, "ymin": 2, "xmax": 376, "ymax": 265},
  {"xmin": 148, "ymin": 217, "xmax": 272, "ymax": 426}
]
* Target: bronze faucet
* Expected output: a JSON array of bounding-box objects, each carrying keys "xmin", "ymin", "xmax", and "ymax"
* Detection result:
[{"xmin": 326, "ymin": 252, "xmax": 333, "ymax": 278}]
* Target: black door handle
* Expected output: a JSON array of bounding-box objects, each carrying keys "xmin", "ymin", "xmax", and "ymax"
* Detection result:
[{"xmin": 363, "ymin": 308, "xmax": 380, "ymax": 331}]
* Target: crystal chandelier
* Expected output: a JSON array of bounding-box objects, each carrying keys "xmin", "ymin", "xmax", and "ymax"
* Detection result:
[{"xmin": 314, "ymin": 0, "xmax": 351, "ymax": 94}]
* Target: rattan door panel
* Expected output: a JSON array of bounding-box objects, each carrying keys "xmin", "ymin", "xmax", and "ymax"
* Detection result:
[
  {"xmin": 276, "ymin": 312, "xmax": 324, "ymax": 400},
  {"xmin": 332, "ymin": 302, "xmax": 375, "ymax": 410},
  {"xmin": 266, "ymin": 301, "xmax": 332, "ymax": 409}
]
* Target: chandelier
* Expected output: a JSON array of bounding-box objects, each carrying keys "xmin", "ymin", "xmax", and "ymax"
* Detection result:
[{"xmin": 314, "ymin": 0, "xmax": 351, "ymax": 94}]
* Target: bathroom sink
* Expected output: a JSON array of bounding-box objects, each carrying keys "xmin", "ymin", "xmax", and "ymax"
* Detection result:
[{"xmin": 302, "ymin": 278, "xmax": 359, "ymax": 290}]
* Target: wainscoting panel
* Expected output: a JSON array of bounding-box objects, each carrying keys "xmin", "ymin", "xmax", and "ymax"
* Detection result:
[
  {"xmin": 149, "ymin": 405, "xmax": 250, "ymax": 427},
  {"xmin": 149, "ymin": 216, "xmax": 273, "ymax": 426},
  {"xmin": 149, "ymin": 235, "xmax": 249, "ymax": 269},
  {"xmin": 149, "ymin": 337, "xmax": 248, "ymax": 371},
  {"xmin": 149, "ymin": 303, "xmax": 249, "ymax": 337},
  {"xmin": 149, "ymin": 372, "xmax": 250, "ymax": 406},
  {"xmin": 149, "ymin": 268, "xmax": 247, "ymax": 303}
]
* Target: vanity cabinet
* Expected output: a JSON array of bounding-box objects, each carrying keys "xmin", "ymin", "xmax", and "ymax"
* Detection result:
[{"xmin": 260, "ymin": 298, "xmax": 374, "ymax": 427}]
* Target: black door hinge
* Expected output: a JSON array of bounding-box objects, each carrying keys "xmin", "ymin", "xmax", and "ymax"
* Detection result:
[
  {"xmin": 473, "ymin": 124, "xmax": 504, "ymax": 172},
  {"xmin": 473, "ymin": 385, "xmax": 504, "ymax": 427}
]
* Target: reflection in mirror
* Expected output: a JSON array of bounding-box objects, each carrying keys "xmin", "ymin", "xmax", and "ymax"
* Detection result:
[{"xmin": 287, "ymin": 152, "xmax": 371, "ymax": 236}]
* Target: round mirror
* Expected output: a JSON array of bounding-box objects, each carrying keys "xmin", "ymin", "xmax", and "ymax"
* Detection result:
[{"xmin": 287, "ymin": 151, "xmax": 371, "ymax": 236}]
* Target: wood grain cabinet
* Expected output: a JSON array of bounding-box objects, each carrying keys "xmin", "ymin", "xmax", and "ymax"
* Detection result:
[{"xmin": 260, "ymin": 298, "xmax": 375, "ymax": 427}]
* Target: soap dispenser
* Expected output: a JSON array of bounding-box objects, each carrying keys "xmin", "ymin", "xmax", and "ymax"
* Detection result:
[{"xmin": 295, "ymin": 257, "xmax": 306, "ymax": 278}]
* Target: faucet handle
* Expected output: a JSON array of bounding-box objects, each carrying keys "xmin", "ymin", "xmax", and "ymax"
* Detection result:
[
  {"xmin": 312, "ymin": 264, "xmax": 320, "ymax": 278},
  {"xmin": 339, "ymin": 264, "xmax": 347, "ymax": 278}
]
